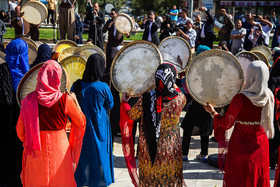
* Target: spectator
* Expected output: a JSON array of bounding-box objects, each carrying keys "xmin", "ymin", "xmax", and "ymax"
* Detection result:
[
  {"xmin": 193, "ymin": 14, "xmax": 203, "ymax": 49},
  {"xmin": 0, "ymin": 10, "xmax": 5, "ymax": 21},
  {"xmin": 0, "ymin": 19, "xmax": 7, "ymax": 44},
  {"xmin": 248, "ymin": 25, "xmax": 268, "ymax": 48},
  {"xmin": 141, "ymin": 10, "xmax": 160, "ymax": 45},
  {"xmin": 47, "ymin": 0, "xmax": 55, "ymax": 25},
  {"xmin": 88, "ymin": 2, "xmax": 105, "ymax": 50},
  {"xmin": 272, "ymin": 11, "xmax": 280, "ymax": 48},
  {"xmin": 159, "ymin": 14, "xmax": 174, "ymax": 41},
  {"xmin": 250, "ymin": 15, "xmax": 273, "ymax": 47},
  {"xmin": 198, "ymin": 7, "xmax": 215, "ymax": 49},
  {"xmin": 170, "ymin": 5, "xmax": 179, "ymax": 22},
  {"xmin": 11, "ymin": 6, "xmax": 30, "ymax": 38},
  {"xmin": 59, "ymin": 0, "xmax": 75, "ymax": 41},
  {"xmin": 219, "ymin": 9, "xmax": 234, "ymax": 50},
  {"xmin": 75, "ymin": 13, "xmax": 83, "ymax": 44},
  {"xmin": 176, "ymin": 8, "xmax": 189, "ymax": 27},
  {"xmin": 218, "ymin": 41, "xmax": 229, "ymax": 51},
  {"xmin": 230, "ymin": 19, "xmax": 246, "ymax": 55},
  {"xmin": 9, "ymin": 0, "xmax": 19, "ymax": 19},
  {"xmin": 177, "ymin": 19, "xmax": 196, "ymax": 53}
]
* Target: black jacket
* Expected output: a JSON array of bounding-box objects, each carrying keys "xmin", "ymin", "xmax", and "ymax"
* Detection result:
[
  {"xmin": 198, "ymin": 10, "xmax": 215, "ymax": 48},
  {"xmin": 142, "ymin": 20, "xmax": 160, "ymax": 45}
]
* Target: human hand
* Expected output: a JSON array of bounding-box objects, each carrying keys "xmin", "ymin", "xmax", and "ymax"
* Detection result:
[
  {"xmin": 121, "ymin": 93, "xmax": 130, "ymax": 102},
  {"xmin": 124, "ymin": 32, "xmax": 130, "ymax": 37},
  {"xmin": 220, "ymin": 9, "xmax": 226, "ymax": 15},
  {"xmin": 203, "ymin": 103, "xmax": 215, "ymax": 114},
  {"xmin": 167, "ymin": 23, "xmax": 170, "ymax": 28},
  {"xmin": 199, "ymin": 7, "xmax": 207, "ymax": 12}
]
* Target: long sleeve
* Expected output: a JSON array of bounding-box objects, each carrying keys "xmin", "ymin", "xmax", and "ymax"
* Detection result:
[
  {"xmin": 206, "ymin": 10, "xmax": 214, "ymax": 24},
  {"xmin": 104, "ymin": 85, "xmax": 114, "ymax": 110},
  {"xmin": 214, "ymin": 94, "xmax": 243, "ymax": 131},
  {"xmin": 65, "ymin": 95, "xmax": 86, "ymax": 172}
]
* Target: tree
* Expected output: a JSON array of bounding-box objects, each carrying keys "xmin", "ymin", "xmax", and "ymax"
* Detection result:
[{"xmin": 131, "ymin": 0, "xmax": 184, "ymax": 16}]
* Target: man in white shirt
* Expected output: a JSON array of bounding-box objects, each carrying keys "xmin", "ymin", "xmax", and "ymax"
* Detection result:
[
  {"xmin": 248, "ymin": 25, "xmax": 268, "ymax": 48},
  {"xmin": 177, "ymin": 19, "xmax": 196, "ymax": 53},
  {"xmin": 250, "ymin": 15, "xmax": 273, "ymax": 47}
]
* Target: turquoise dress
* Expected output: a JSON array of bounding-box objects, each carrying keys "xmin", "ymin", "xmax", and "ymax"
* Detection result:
[{"xmin": 73, "ymin": 81, "xmax": 114, "ymax": 187}]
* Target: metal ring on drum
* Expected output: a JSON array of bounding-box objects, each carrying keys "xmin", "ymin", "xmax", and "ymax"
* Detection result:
[
  {"xmin": 186, "ymin": 49, "xmax": 244, "ymax": 108},
  {"xmin": 110, "ymin": 40, "xmax": 162, "ymax": 97}
]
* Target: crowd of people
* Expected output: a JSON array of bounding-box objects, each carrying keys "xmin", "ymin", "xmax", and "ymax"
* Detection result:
[{"xmin": 1, "ymin": 1, "xmax": 280, "ymax": 187}]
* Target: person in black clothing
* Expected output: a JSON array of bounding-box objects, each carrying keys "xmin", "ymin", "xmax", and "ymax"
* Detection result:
[
  {"xmin": 102, "ymin": 8, "xmax": 130, "ymax": 141},
  {"xmin": 88, "ymin": 2, "xmax": 105, "ymax": 50},
  {"xmin": 141, "ymin": 10, "xmax": 160, "ymax": 45},
  {"xmin": 159, "ymin": 14, "xmax": 174, "ymax": 41},
  {"xmin": 198, "ymin": 7, "xmax": 215, "ymax": 49},
  {"xmin": 219, "ymin": 9, "xmax": 234, "ymax": 50},
  {"xmin": 75, "ymin": 13, "xmax": 84, "ymax": 44}
]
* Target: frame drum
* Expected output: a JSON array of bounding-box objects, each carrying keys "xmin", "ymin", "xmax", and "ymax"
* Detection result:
[
  {"xmin": 58, "ymin": 47, "xmax": 78, "ymax": 62},
  {"xmin": 111, "ymin": 41, "xmax": 162, "ymax": 97},
  {"xmin": 0, "ymin": 51, "xmax": 5, "ymax": 64},
  {"xmin": 236, "ymin": 51, "xmax": 259, "ymax": 80},
  {"xmin": 53, "ymin": 40, "xmax": 78, "ymax": 53},
  {"xmin": 60, "ymin": 55, "xmax": 87, "ymax": 89},
  {"xmin": 186, "ymin": 49, "xmax": 244, "ymax": 108},
  {"xmin": 28, "ymin": 43, "xmax": 38, "ymax": 65},
  {"xmin": 17, "ymin": 62, "xmax": 69, "ymax": 107},
  {"xmin": 251, "ymin": 50, "xmax": 270, "ymax": 67},
  {"xmin": 251, "ymin": 45, "xmax": 273, "ymax": 66},
  {"xmin": 158, "ymin": 36, "xmax": 192, "ymax": 73},
  {"xmin": 114, "ymin": 13, "xmax": 134, "ymax": 34},
  {"xmin": 21, "ymin": 37, "xmax": 38, "ymax": 49},
  {"xmin": 74, "ymin": 45, "xmax": 106, "ymax": 61},
  {"xmin": 21, "ymin": 1, "xmax": 48, "ymax": 25}
]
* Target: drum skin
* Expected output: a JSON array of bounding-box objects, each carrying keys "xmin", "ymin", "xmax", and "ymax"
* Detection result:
[
  {"xmin": 17, "ymin": 62, "xmax": 69, "ymax": 107},
  {"xmin": 114, "ymin": 13, "xmax": 134, "ymax": 34},
  {"xmin": 53, "ymin": 40, "xmax": 78, "ymax": 53},
  {"xmin": 58, "ymin": 47, "xmax": 78, "ymax": 62},
  {"xmin": 236, "ymin": 51, "xmax": 259, "ymax": 81},
  {"xmin": 0, "ymin": 51, "xmax": 5, "ymax": 64},
  {"xmin": 158, "ymin": 36, "xmax": 192, "ymax": 73},
  {"xmin": 251, "ymin": 45, "xmax": 273, "ymax": 66},
  {"xmin": 74, "ymin": 45, "xmax": 106, "ymax": 61},
  {"xmin": 111, "ymin": 41, "xmax": 162, "ymax": 97},
  {"xmin": 21, "ymin": 1, "xmax": 48, "ymax": 25},
  {"xmin": 186, "ymin": 49, "xmax": 244, "ymax": 108},
  {"xmin": 251, "ymin": 50, "xmax": 270, "ymax": 67}
]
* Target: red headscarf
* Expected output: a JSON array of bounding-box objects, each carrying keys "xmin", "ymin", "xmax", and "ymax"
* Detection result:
[{"xmin": 20, "ymin": 60, "xmax": 63, "ymax": 155}]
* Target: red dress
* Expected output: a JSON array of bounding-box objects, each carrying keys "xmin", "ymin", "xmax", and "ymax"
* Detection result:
[{"xmin": 214, "ymin": 93, "xmax": 270, "ymax": 187}]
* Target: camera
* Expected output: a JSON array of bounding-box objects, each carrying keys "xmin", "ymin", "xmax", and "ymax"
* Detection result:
[{"xmin": 175, "ymin": 24, "xmax": 186, "ymax": 32}]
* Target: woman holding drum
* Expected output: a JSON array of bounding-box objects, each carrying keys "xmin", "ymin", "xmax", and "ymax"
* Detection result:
[
  {"xmin": 121, "ymin": 63, "xmax": 186, "ymax": 186},
  {"xmin": 204, "ymin": 60, "xmax": 273, "ymax": 186}
]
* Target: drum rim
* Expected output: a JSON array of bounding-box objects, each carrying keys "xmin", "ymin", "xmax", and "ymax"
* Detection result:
[
  {"xmin": 110, "ymin": 40, "xmax": 162, "ymax": 97},
  {"xmin": 16, "ymin": 62, "xmax": 69, "ymax": 107},
  {"xmin": 20, "ymin": 37, "xmax": 38, "ymax": 50},
  {"xmin": 236, "ymin": 51, "xmax": 259, "ymax": 60},
  {"xmin": 0, "ymin": 51, "xmax": 5, "ymax": 65},
  {"xmin": 186, "ymin": 49, "xmax": 245, "ymax": 107},
  {"xmin": 57, "ymin": 46, "xmax": 78, "ymax": 62},
  {"xmin": 21, "ymin": 1, "xmax": 48, "ymax": 25},
  {"xmin": 53, "ymin": 40, "xmax": 78, "ymax": 52},
  {"xmin": 74, "ymin": 45, "xmax": 106, "ymax": 60},
  {"xmin": 251, "ymin": 45, "xmax": 272, "ymax": 56},
  {"xmin": 158, "ymin": 35, "xmax": 192, "ymax": 73},
  {"xmin": 250, "ymin": 50, "xmax": 270, "ymax": 67},
  {"xmin": 115, "ymin": 13, "xmax": 134, "ymax": 34}
]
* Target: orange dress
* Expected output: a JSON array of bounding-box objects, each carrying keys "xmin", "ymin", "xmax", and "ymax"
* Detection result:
[{"xmin": 16, "ymin": 95, "xmax": 86, "ymax": 187}]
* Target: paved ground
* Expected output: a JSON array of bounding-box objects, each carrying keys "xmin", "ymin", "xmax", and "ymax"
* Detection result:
[{"xmin": 110, "ymin": 112, "xmax": 276, "ymax": 187}]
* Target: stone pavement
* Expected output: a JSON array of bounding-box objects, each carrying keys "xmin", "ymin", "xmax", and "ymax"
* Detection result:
[{"xmin": 110, "ymin": 112, "xmax": 276, "ymax": 187}]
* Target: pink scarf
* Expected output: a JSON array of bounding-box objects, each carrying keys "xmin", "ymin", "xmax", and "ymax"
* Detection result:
[{"xmin": 20, "ymin": 60, "xmax": 63, "ymax": 155}]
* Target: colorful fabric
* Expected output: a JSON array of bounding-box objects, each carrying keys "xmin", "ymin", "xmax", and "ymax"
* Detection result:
[
  {"xmin": 196, "ymin": 45, "xmax": 210, "ymax": 56},
  {"xmin": 5, "ymin": 38, "xmax": 29, "ymax": 91},
  {"xmin": 119, "ymin": 101, "xmax": 139, "ymax": 186},
  {"xmin": 214, "ymin": 94, "xmax": 270, "ymax": 186},
  {"xmin": 241, "ymin": 60, "xmax": 274, "ymax": 139},
  {"xmin": 128, "ymin": 92, "xmax": 186, "ymax": 186},
  {"xmin": 31, "ymin": 43, "xmax": 52, "ymax": 67},
  {"xmin": 142, "ymin": 63, "xmax": 178, "ymax": 165},
  {"xmin": 20, "ymin": 60, "xmax": 63, "ymax": 156}
]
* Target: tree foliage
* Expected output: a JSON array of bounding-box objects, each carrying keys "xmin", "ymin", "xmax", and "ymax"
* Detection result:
[{"xmin": 131, "ymin": 0, "xmax": 184, "ymax": 16}]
